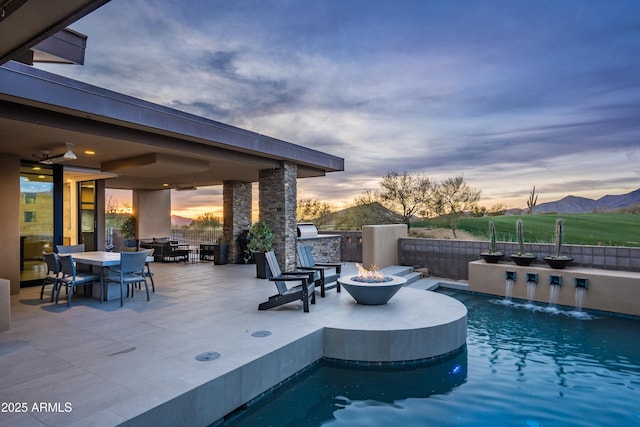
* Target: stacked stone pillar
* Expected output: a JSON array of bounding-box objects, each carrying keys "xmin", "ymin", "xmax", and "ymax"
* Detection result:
[
  {"xmin": 223, "ymin": 180, "xmax": 252, "ymax": 263},
  {"xmin": 259, "ymin": 162, "xmax": 297, "ymax": 271}
]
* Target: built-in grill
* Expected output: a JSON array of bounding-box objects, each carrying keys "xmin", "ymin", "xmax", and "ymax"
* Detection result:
[{"xmin": 297, "ymin": 223, "xmax": 318, "ymax": 238}]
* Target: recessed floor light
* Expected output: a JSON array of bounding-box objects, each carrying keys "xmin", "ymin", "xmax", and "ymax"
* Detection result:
[{"xmin": 195, "ymin": 351, "xmax": 221, "ymax": 361}]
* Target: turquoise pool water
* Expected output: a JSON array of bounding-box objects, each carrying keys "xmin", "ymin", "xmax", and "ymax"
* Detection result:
[{"xmin": 223, "ymin": 291, "xmax": 640, "ymax": 426}]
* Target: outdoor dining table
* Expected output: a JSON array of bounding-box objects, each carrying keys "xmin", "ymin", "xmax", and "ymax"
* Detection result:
[{"xmin": 68, "ymin": 251, "xmax": 153, "ymax": 302}]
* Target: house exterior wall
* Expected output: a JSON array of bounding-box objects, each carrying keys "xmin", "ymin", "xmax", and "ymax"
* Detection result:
[{"xmin": 0, "ymin": 154, "xmax": 20, "ymax": 294}]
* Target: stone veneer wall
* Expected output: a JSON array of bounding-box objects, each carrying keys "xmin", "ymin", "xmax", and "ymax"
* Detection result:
[
  {"xmin": 223, "ymin": 181, "xmax": 252, "ymax": 263},
  {"xmin": 320, "ymin": 230, "xmax": 363, "ymax": 262},
  {"xmin": 259, "ymin": 162, "xmax": 297, "ymax": 271},
  {"xmin": 298, "ymin": 236, "xmax": 342, "ymax": 263},
  {"xmin": 399, "ymin": 238, "xmax": 640, "ymax": 280}
]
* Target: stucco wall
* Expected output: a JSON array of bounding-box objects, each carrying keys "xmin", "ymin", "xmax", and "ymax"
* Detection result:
[
  {"xmin": 134, "ymin": 189, "xmax": 171, "ymax": 240},
  {"xmin": 362, "ymin": 224, "xmax": 408, "ymax": 269},
  {"xmin": 0, "ymin": 154, "xmax": 20, "ymax": 294},
  {"xmin": 469, "ymin": 260, "xmax": 640, "ymax": 316}
]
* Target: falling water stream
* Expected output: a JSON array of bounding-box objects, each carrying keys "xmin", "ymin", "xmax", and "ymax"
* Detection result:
[
  {"xmin": 526, "ymin": 281, "xmax": 536, "ymax": 304},
  {"xmin": 548, "ymin": 284, "xmax": 561, "ymax": 307},
  {"xmin": 505, "ymin": 279, "xmax": 514, "ymax": 301},
  {"xmin": 575, "ymin": 287, "xmax": 587, "ymax": 311}
]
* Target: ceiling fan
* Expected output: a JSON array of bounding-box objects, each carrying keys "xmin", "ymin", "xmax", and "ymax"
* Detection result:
[{"xmin": 33, "ymin": 142, "xmax": 78, "ymax": 164}]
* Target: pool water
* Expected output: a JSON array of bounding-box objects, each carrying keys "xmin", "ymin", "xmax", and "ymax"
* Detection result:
[{"xmin": 222, "ymin": 290, "xmax": 640, "ymax": 427}]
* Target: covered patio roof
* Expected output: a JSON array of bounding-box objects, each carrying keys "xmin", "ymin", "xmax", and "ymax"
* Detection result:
[{"xmin": 0, "ymin": 61, "xmax": 344, "ymax": 189}]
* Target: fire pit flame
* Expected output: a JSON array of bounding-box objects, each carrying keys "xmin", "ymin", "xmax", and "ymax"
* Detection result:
[{"xmin": 354, "ymin": 263, "xmax": 389, "ymax": 283}]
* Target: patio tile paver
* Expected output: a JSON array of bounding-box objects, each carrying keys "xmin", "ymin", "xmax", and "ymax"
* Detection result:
[{"xmin": 0, "ymin": 261, "xmax": 466, "ymax": 427}]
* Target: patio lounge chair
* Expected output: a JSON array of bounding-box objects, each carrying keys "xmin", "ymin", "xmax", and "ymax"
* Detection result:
[
  {"xmin": 296, "ymin": 245, "xmax": 342, "ymax": 297},
  {"xmin": 258, "ymin": 250, "xmax": 316, "ymax": 312}
]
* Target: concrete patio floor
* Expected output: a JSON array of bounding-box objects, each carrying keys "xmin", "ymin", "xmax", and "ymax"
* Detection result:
[{"xmin": 0, "ymin": 261, "xmax": 466, "ymax": 427}]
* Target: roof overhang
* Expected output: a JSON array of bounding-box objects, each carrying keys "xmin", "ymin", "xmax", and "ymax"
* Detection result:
[{"xmin": 0, "ymin": 62, "xmax": 344, "ymax": 190}]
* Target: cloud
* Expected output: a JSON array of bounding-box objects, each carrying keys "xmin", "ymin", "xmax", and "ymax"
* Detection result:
[{"xmin": 40, "ymin": 0, "xmax": 640, "ymax": 214}]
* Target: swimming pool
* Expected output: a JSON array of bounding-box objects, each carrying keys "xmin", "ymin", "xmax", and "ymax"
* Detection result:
[{"xmin": 222, "ymin": 290, "xmax": 640, "ymax": 426}]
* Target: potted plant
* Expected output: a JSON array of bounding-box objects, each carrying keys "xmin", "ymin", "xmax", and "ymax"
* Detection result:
[
  {"xmin": 480, "ymin": 221, "xmax": 503, "ymax": 263},
  {"xmin": 510, "ymin": 219, "xmax": 537, "ymax": 266},
  {"xmin": 247, "ymin": 221, "xmax": 274, "ymax": 278},
  {"xmin": 543, "ymin": 218, "xmax": 573, "ymax": 269},
  {"xmin": 120, "ymin": 215, "xmax": 137, "ymax": 248}
]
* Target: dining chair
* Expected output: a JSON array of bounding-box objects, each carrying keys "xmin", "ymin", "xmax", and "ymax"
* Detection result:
[
  {"xmin": 57, "ymin": 254, "xmax": 101, "ymax": 307},
  {"xmin": 105, "ymin": 250, "xmax": 150, "ymax": 306},
  {"xmin": 56, "ymin": 244, "xmax": 85, "ymax": 254},
  {"xmin": 132, "ymin": 248, "xmax": 156, "ymax": 292},
  {"xmin": 40, "ymin": 252, "xmax": 62, "ymax": 302},
  {"xmin": 56, "ymin": 244, "xmax": 91, "ymax": 272},
  {"xmin": 144, "ymin": 248, "xmax": 155, "ymax": 292}
]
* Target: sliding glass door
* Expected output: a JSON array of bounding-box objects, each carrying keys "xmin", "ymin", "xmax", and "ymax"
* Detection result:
[
  {"xmin": 19, "ymin": 162, "xmax": 54, "ymax": 285},
  {"xmin": 79, "ymin": 180, "xmax": 97, "ymax": 252}
]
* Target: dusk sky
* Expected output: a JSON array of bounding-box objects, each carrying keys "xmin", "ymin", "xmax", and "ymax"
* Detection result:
[{"xmin": 38, "ymin": 0, "xmax": 640, "ymax": 219}]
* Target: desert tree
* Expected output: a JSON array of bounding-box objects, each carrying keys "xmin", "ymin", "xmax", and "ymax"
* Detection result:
[
  {"xmin": 377, "ymin": 171, "xmax": 436, "ymax": 230},
  {"xmin": 297, "ymin": 199, "xmax": 333, "ymax": 228},
  {"xmin": 434, "ymin": 175, "xmax": 481, "ymax": 237},
  {"xmin": 190, "ymin": 212, "xmax": 222, "ymax": 229},
  {"xmin": 488, "ymin": 203, "xmax": 506, "ymax": 216}
]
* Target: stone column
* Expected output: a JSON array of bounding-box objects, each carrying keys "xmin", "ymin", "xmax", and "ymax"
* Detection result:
[
  {"xmin": 259, "ymin": 162, "xmax": 297, "ymax": 271},
  {"xmin": 223, "ymin": 181, "xmax": 252, "ymax": 263}
]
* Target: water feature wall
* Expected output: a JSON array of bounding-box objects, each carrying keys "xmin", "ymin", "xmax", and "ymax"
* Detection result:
[{"xmin": 469, "ymin": 260, "xmax": 640, "ymax": 317}]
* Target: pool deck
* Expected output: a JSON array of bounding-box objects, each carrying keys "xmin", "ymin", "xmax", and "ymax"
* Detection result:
[{"xmin": 0, "ymin": 262, "xmax": 466, "ymax": 427}]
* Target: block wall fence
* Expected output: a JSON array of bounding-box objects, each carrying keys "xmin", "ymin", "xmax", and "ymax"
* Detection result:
[
  {"xmin": 399, "ymin": 238, "xmax": 640, "ymax": 280},
  {"xmin": 314, "ymin": 232, "xmax": 640, "ymax": 280}
]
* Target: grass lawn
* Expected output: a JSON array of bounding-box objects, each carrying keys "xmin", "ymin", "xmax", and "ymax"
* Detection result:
[{"xmin": 413, "ymin": 213, "xmax": 640, "ymax": 247}]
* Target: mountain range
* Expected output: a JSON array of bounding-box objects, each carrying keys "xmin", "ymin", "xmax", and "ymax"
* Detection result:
[
  {"xmin": 170, "ymin": 189, "xmax": 639, "ymax": 225},
  {"xmin": 532, "ymin": 188, "xmax": 640, "ymax": 214},
  {"xmin": 171, "ymin": 215, "xmax": 193, "ymax": 227}
]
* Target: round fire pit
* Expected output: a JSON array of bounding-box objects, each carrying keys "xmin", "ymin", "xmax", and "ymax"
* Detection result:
[{"xmin": 338, "ymin": 275, "xmax": 407, "ymax": 305}]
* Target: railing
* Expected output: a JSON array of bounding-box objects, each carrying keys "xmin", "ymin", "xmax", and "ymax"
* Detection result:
[
  {"xmin": 170, "ymin": 228, "xmax": 222, "ymax": 247},
  {"xmin": 107, "ymin": 228, "xmax": 222, "ymax": 251}
]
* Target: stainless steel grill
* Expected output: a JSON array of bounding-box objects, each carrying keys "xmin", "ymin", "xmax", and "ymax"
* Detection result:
[{"xmin": 297, "ymin": 223, "xmax": 318, "ymax": 238}]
